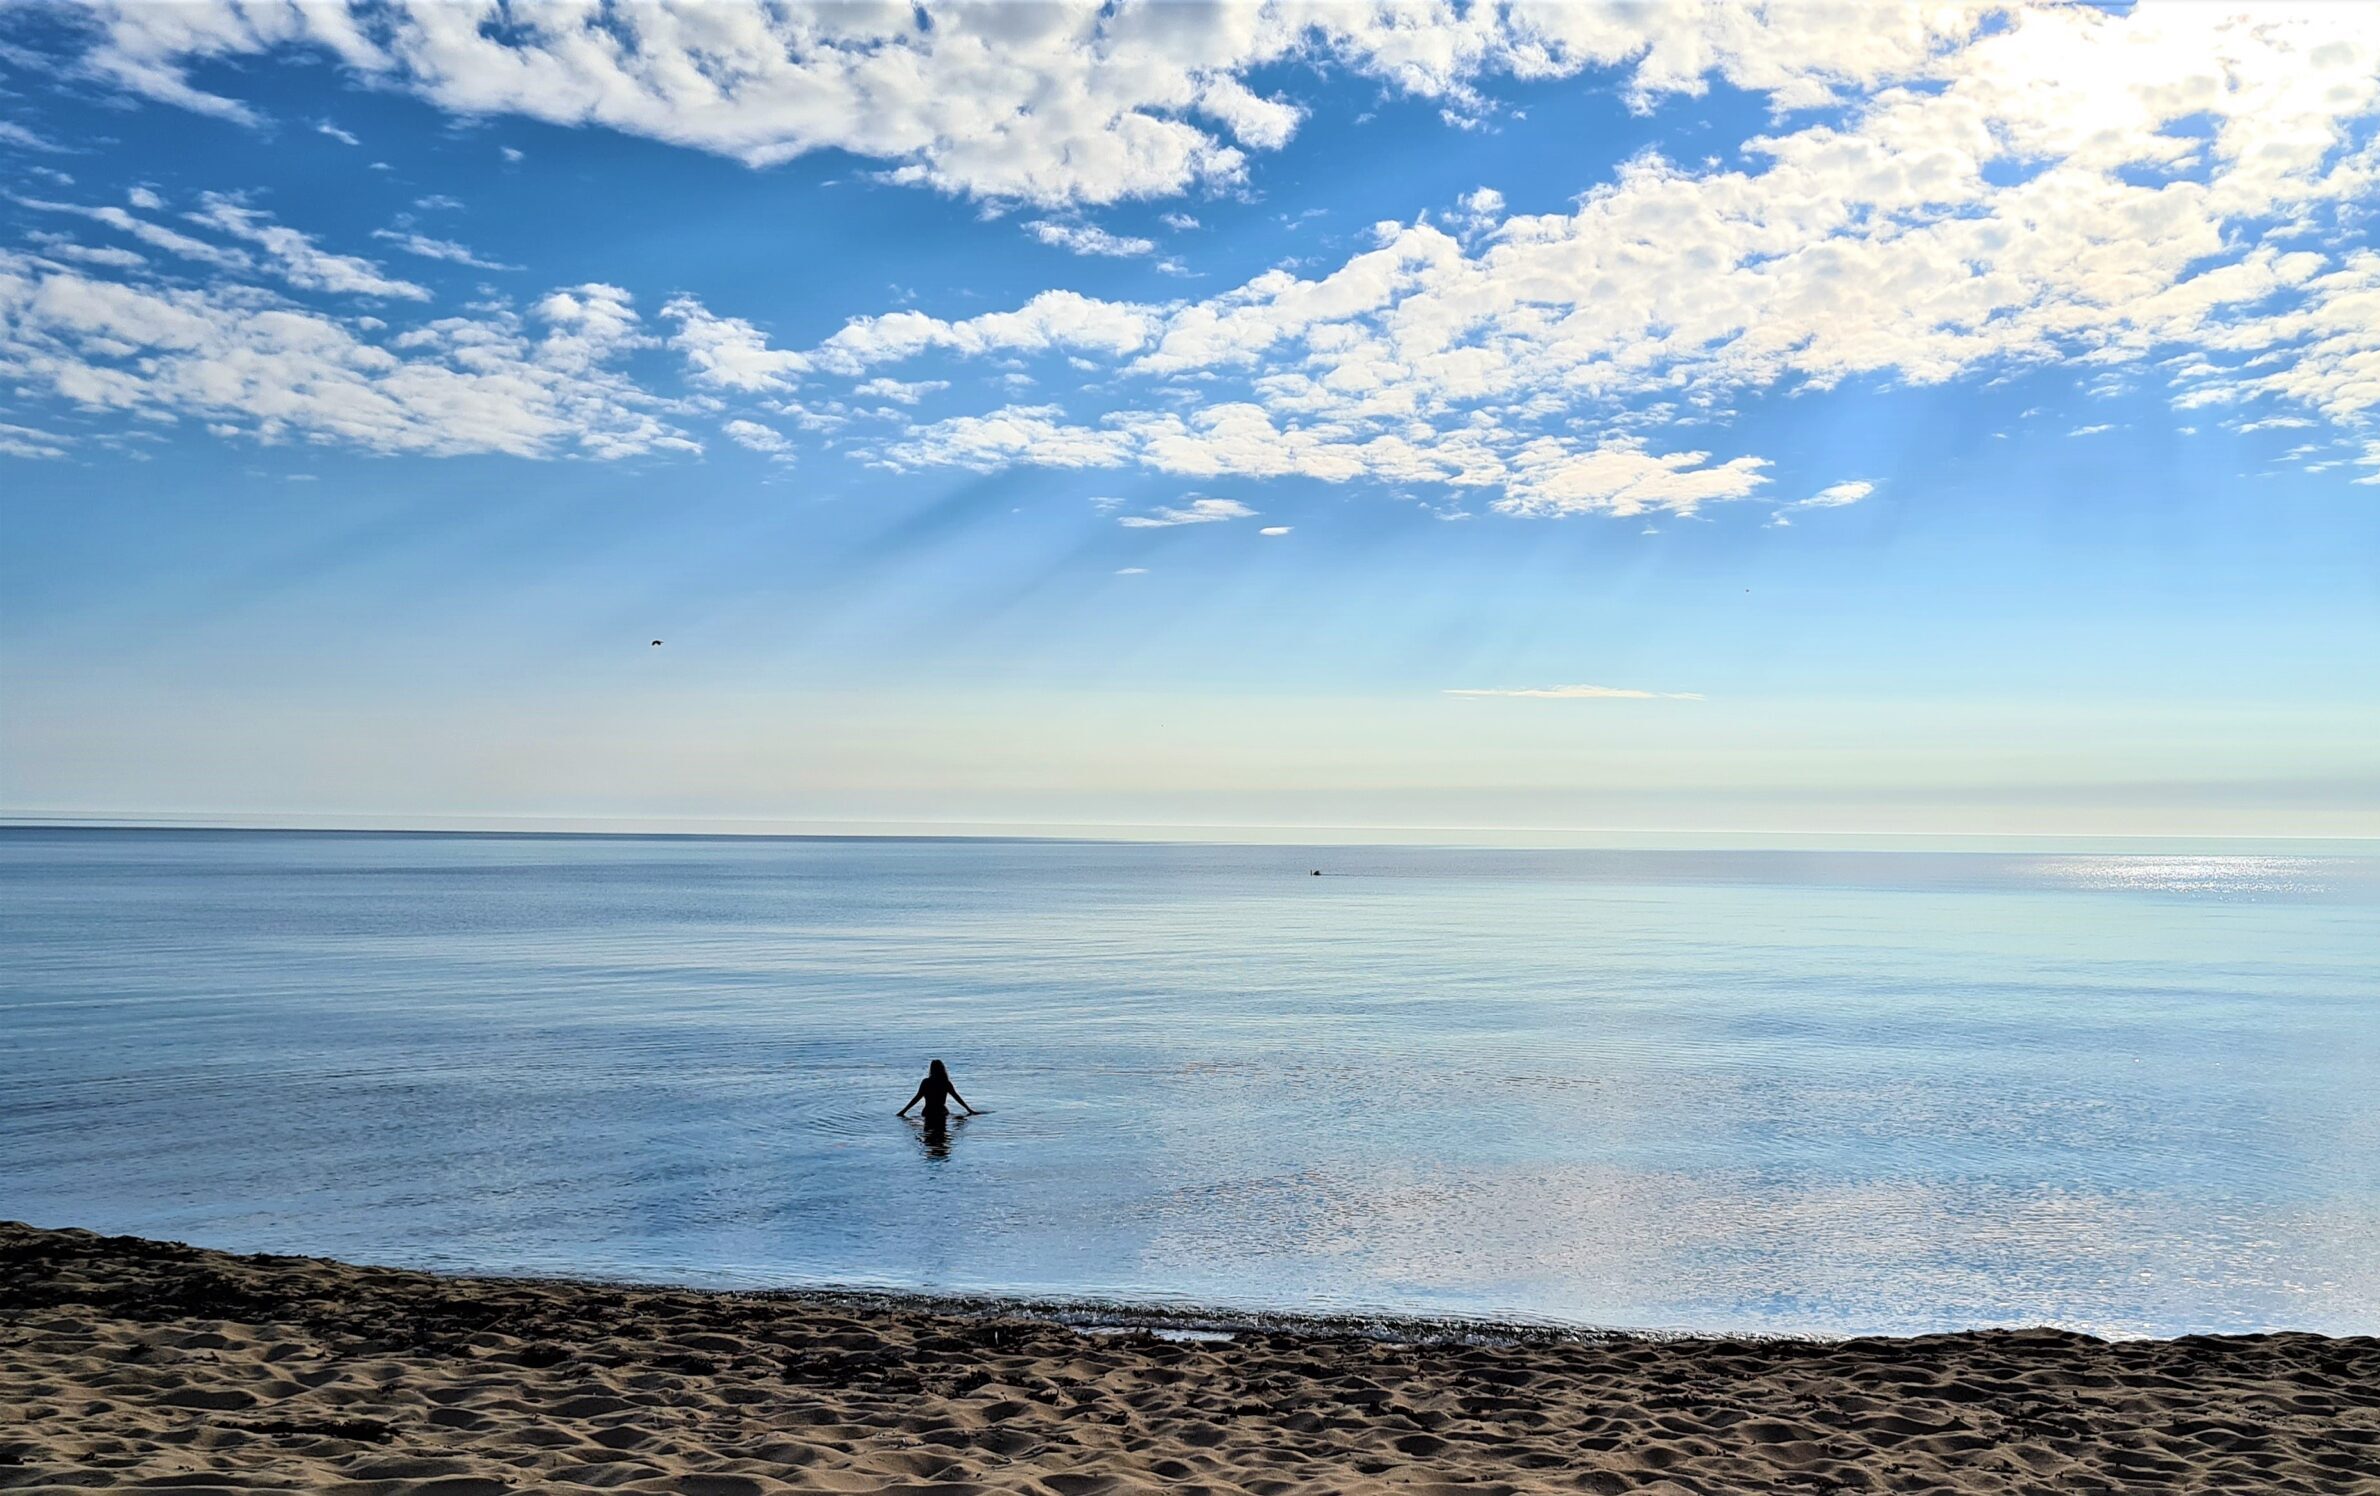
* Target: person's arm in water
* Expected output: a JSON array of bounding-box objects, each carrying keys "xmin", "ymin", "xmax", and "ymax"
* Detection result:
[
  {"xmin": 947, "ymin": 1084, "xmax": 979, "ymax": 1116},
  {"xmin": 897, "ymin": 1083, "xmax": 927, "ymax": 1117}
]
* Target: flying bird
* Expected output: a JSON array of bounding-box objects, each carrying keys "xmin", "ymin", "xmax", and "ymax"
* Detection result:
[{"xmin": 650, "ymin": 640, "xmax": 663, "ymax": 647}]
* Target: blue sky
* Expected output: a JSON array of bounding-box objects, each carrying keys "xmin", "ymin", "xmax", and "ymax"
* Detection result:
[{"xmin": 3, "ymin": 2, "xmax": 2377, "ymax": 838}]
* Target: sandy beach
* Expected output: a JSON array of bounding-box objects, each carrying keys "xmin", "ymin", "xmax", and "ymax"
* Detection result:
[{"xmin": 3, "ymin": 1223, "xmax": 2374, "ymax": 1494}]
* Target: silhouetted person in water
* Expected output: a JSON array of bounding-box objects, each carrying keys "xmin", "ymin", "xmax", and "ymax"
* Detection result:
[{"xmin": 899, "ymin": 1059, "xmax": 977, "ymax": 1126}]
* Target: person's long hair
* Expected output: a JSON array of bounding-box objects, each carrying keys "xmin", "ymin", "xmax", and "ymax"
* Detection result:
[{"xmin": 928, "ymin": 1059, "xmax": 949, "ymax": 1082}]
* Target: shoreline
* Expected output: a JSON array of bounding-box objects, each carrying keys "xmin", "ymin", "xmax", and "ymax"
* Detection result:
[
  {"xmin": 8, "ymin": 1223, "xmax": 2378, "ymax": 1494},
  {"xmin": 0, "ymin": 1223, "xmax": 2295, "ymax": 1347}
]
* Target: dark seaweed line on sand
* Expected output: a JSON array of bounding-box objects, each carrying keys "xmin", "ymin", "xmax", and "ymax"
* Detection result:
[{"xmin": 7, "ymin": 1219, "xmax": 2378, "ymax": 1365}]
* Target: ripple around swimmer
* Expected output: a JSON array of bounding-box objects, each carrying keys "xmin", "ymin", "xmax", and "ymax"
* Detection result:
[{"xmin": 767, "ymin": 1090, "xmax": 1100, "ymax": 1145}]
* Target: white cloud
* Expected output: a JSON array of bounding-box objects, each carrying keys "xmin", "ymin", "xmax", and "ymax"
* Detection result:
[
  {"xmin": 71, "ymin": 2, "xmax": 2013, "ymax": 206},
  {"xmin": 0, "ymin": 421, "xmax": 74, "ymax": 459},
  {"xmin": 22, "ymin": 1, "xmax": 2380, "ymax": 527},
  {"xmin": 1497, "ymin": 439, "xmax": 1771, "ymax": 519},
  {"xmin": 2068, "ymin": 424, "xmax": 2115, "ymax": 437},
  {"xmin": 1455, "ymin": 185, "xmax": 1504, "ymax": 235},
  {"xmin": 881, "ymin": 400, "xmax": 1767, "ymax": 518},
  {"xmin": 529, "ymin": 283, "xmax": 651, "ymax": 373},
  {"xmin": 881, "ymin": 403, "xmax": 1135, "ymax": 471},
  {"xmin": 315, "ymin": 119, "xmax": 359, "ymax": 145},
  {"xmin": 126, "ymin": 187, "xmax": 163, "ymax": 211},
  {"xmin": 1795, "ymin": 480, "xmax": 1875, "ymax": 509},
  {"xmin": 769, "ymin": 398, "xmax": 851, "ymax": 434},
  {"xmin": 661, "ymin": 297, "xmax": 811, "ymax": 392},
  {"xmin": 0, "ymin": 121, "xmax": 68, "ymax": 153},
  {"xmin": 1118, "ymin": 496, "xmax": 1257, "ymax": 527},
  {"xmin": 1026, "ymin": 220, "xmax": 1157, "ymax": 258},
  {"xmin": 370, "ymin": 229, "xmax": 518, "ymax": 272},
  {"xmin": 838, "ymin": 4, "xmax": 2380, "ymax": 517},
  {"xmin": 1259, "ymin": 525, "xmax": 1291, "ymax": 535},
  {"xmin": 1161, "ymin": 212, "xmax": 1200, "ymax": 231},
  {"xmin": 1196, "ymin": 75, "xmax": 1303, "ymax": 151},
  {"xmin": 809, "ymin": 290, "xmax": 1160, "ymax": 376},
  {"xmin": 23, "ymin": 232, "xmax": 146, "ymax": 269},
  {"xmin": 189, "ymin": 195, "xmax": 429, "ymax": 299},
  {"xmin": 1446, "ymin": 685, "xmax": 1705, "ymax": 701},
  {"xmin": 853, "ymin": 377, "xmax": 949, "ymax": 406},
  {"xmin": 0, "ymin": 250, "xmax": 691, "ymax": 459},
  {"xmin": 2186, "ymin": 252, "xmax": 2380, "ymax": 430},
  {"xmin": 1114, "ymin": 566, "xmax": 1148, "ymax": 575},
  {"xmin": 721, "ymin": 418, "xmax": 793, "ymax": 458},
  {"xmin": 16, "ymin": 196, "xmax": 251, "ymax": 273}
]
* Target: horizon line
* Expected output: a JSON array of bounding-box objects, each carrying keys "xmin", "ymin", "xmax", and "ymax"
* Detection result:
[{"xmin": 5, "ymin": 812, "xmax": 2377, "ymax": 854}]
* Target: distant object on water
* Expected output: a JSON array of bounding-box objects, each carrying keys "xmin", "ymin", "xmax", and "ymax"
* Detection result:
[{"xmin": 1310, "ymin": 869, "xmax": 1322, "ymax": 876}]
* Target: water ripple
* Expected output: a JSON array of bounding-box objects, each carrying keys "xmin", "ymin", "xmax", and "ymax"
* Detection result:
[{"xmin": 3, "ymin": 829, "xmax": 2376, "ymax": 1337}]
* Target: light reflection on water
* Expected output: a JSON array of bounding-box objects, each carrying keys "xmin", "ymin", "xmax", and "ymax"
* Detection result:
[
  {"xmin": 2, "ymin": 829, "xmax": 2377, "ymax": 1337},
  {"xmin": 2020, "ymin": 855, "xmax": 2335, "ymax": 897}
]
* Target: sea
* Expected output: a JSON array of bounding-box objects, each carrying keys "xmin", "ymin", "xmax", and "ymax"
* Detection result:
[{"xmin": 3, "ymin": 827, "xmax": 2376, "ymax": 1338}]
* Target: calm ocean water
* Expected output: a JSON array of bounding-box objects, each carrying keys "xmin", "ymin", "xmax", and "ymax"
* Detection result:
[{"xmin": 3, "ymin": 828, "xmax": 2376, "ymax": 1337}]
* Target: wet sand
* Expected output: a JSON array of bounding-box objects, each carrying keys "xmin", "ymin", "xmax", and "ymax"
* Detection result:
[{"xmin": 4, "ymin": 1222, "xmax": 2376, "ymax": 1494}]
